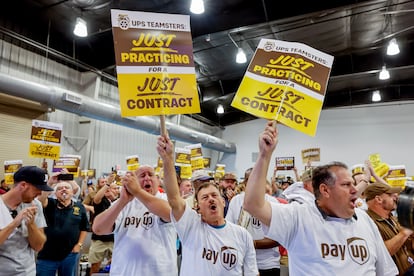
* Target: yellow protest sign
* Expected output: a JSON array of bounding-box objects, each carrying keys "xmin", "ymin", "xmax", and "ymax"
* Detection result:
[
  {"xmin": 276, "ymin": 157, "xmax": 295, "ymax": 170},
  {"xmin": 53, "ymin": 155, "xmax": 81, "ymax": 177},
  {"xmin": 4, "ymin": 160, "xmax": 23, "ymax": 185},
  {"xmin": 231, "ymin": 39, "xmax": 334, "ymax": 136},
  {"xmin": 174, "ymin": 147, "xmax": 192, "ymax": 179},
  {"xmin": 215, "ymin": 164, "xmax": 226, "ymax": 180},
  {"xmin": 185, "ymin": 143, "xmax": 204, "ymax": 171},
  {"xmin": 301, "ymin": 148, "xmax": 320, "ymax": 164},
  {"xmin": 29, "ymin": 120, "xmax": 62, "ymax": 160},
  {"xmin": 126, "ymin": 155, "xmax": 139, "ymax": 171},
  {"xmin": 203, "ymin": 157, "xmax": 211, "ymax": 169},
  {"xmin": 111, "ymin": 10, "xmax": 200, "ymax": 117},
  {"xmin": 175, "ymin": 147, "xmax": 191, "ymax": 165}
]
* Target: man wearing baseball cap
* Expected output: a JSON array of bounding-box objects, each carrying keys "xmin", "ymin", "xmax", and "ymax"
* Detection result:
[
  {"xmin": 219, "ymin": 172, "xmax": 238, "ymax": 216},
  {"xmin": 0, "ymin": 166, "xmax": 52, "ymax": 275},
  {"xmin": 185, "ymin": 169, "xmax": 214, "ymax": 209},
  {"xmin": 366, "ymin": 182, "xmax": 414, "ymax": 275}
]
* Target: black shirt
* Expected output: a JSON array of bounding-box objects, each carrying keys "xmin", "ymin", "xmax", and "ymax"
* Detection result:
[
  {"xmin": 91, "ymin": 196, "xmax": 114, "ymax": 242},
  {"xmin": 37, "ymin": 198, "xmax": 89, "ymax": 261}
]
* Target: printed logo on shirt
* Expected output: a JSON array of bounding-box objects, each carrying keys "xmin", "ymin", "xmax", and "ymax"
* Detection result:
[
  {"xmin": 123, "ymin": 211, "xmax": 154, "ymax": 230},
  {"xmin": 220, "ymin": 246, "xmax": 238, "ymax": 270},
  {"xmin": 201, "ymin": 246, "xmax": 238, "ymax": 271},
  {"xmin": 73, "ymin": 206, "xmax": 80, "ymax": 216},
  {"xmin": 251, "ymin": 217, "xmax": 261, "ymax": 229},
  {"xmin": 321, "ymin": 237, "xmax": 370, "ymax": 265}
]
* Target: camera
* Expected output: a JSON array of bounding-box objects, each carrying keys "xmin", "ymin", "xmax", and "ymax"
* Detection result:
[
  {"xmin": 57, "ymin": 173, "xmax": 74, "ymax": 181},
  {"xmin": 397, "ymin": 181, "xmax": 414, "ymax": 229}
]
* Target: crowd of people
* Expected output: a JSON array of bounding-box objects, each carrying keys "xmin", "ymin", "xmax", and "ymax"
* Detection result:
[{"xmin": 1, "ymin": 120, "xmax": 413, "ymax": 275}]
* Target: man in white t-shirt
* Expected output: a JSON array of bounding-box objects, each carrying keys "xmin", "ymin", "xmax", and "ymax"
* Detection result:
[
  {"xmin": 226, "ymin": 190, "xmax": 281, "ymax": 275},
  {"xmin": 157, "ymin": 133, "xmax": 258, "ymax": 276},
  {"xmin": 93, "ymin": 165, "xmax": 177, "ymax": 276},
  {"xmin": 244, "ymin": 121, "xmax": 398, "ymax": 276},
  {"xmin": 0, "ymin": 166, "xmax": 51, "ymax": 276}
]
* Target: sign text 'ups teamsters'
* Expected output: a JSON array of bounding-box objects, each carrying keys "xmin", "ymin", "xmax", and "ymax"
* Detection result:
[{"xmin": 111, "ymin": 10, "xmax": 200, "ymax": 117}]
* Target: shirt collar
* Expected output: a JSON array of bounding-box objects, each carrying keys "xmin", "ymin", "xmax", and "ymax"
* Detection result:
[{"xmin": 315, "ymin": 200, "xmax": 358, "ymax": 221}]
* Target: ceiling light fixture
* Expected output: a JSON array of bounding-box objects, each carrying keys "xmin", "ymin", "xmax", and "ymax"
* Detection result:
[
  {"xmin": 73, "ymin": 17, "xmax": 88, "ymax": 37},
  {"xmin": 372, "ymin": 90, "xmax": 381, "ymax": 102},
  {"xmin": 386, "ymin": 38, "xmax": 400, "ymax": 56},
  {"xmin": 379, "ymin": 65, "xmax": 390, "ymax": 80},
  {"xmin": 228, "ymin": 33, "xmax": 247, "ymax": 64},
  {"xmin": 216, "ymin": 104, "xmax": 224, "ymax": 114},
  {"xmin": 190, "ymin": 0, "xmax": 204, "ymax": 14},
  {"xmin": 236, "ymin": 48, "xmax": 247, "ymax": 64}
]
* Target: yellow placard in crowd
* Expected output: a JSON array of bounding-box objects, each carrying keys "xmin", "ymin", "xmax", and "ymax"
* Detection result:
[
  {"xmin": 301, "ymin": 148, "xmax": 320, "ymax": 164},
  {"xmin": 276, "ymin": 157, "xmax": 295, "ymax": 170},
  {"xmin": 231, "ymin": 39, "xmax": 334, "ymax": 136},
  {"xmin": 203, "ymin": 157, "xmax": 211, "ymax": 169},
  {"xmin": 29, "ymin": 120, "xmax": 63, "ymax": 160},
  {"xmin": 126, "ymin": 155, "xmax": 139, "ymax": 171},
  {"xmin": 53, "ymin": 155, "xmax": 81, "ymax": 177},
  {"xmin": 175, "ymin": 147, "xmax": 191, "ymax": 165},
  {"xmin": 4, "ymin": 160, "xmax": 23, "ymax": 185},
  {"xmin": 111, "ymin": 9, "xmax": 200, "ymax": 117},
  {"xmin": 185, "ymin": 143, "xmax": 204, "ymax": 171},
  {"xmin": 215, "ymin": 164, "xmax": 226, "ymax": 179}
]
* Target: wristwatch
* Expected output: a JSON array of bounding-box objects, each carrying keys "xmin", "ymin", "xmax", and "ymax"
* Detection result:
[{"xmin": 78, "ymin": 242, "xmax": 83, "ymax": 249}]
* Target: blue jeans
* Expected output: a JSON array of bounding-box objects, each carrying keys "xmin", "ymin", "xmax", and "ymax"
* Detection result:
[{"xmin": 36, "ymin": 252, "xmax": 79, "ymax": 276}]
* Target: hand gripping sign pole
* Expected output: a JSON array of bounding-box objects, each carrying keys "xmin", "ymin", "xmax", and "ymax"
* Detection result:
[{"xmin": 160, "ymin": 115, "xmax": 167, "ymax": 136}]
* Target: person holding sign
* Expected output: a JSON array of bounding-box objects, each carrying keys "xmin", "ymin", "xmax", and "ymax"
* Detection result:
[
  {"xmin": 156, "ymin": 133, "xmax": 258, "ymax": 276},
  {"xmin": 92, "ymin": 165, "xmax": 177, "ymax": 276},
  {"xmin": 243, "ymin": 121, "xmax": 397, "ymax": 275},
  {"xmin": 0, "ymin": 166, "xmax": 51, "ymax": 276}
]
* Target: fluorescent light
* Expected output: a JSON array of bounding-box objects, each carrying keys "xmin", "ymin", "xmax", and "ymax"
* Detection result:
[
  {"xmin": 387, "ymin": 38, "xmax": 400, "ymax": 56},
  {"xmin": 190, "ymin": 0, "xmax": 204, "ymax": 14},
  {"xmin": 372, "ymin": 91, "xmax": 381, "ymax": 102},
  {"xmin": 216, "ymin": 104, "xmax": 224, "ymax": 114},
  {"xmin": 379, "ymin": 66, "xmax": 390, "ymax": 80},
  {"xmin": 236, "ymin": 48, "xmax": 247, "ymax": 64},
  {"xmin": 74, "ymin": 17, "xmax": 88, "ymax": 37}
]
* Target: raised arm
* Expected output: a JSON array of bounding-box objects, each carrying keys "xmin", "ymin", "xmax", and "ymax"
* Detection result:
[
  {"xmin": 244, "ymin": 121, "xmax": 278, "ymax": 227},
  {"xmin": 93, "ymin": 174, "xmax": 114, "ymax": 205},
  {"xmin": 156, "ymin": 134, "xmax": 186, "ymax": 221}
]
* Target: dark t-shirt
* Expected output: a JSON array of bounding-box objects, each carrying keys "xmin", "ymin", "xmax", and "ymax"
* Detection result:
[
  {"xmin": 37, "ymin": 198, "xmax": 89, "ymax": 261},
  {"xmin": 91, "ymin": 197, "xmax": 114, "ymax": 242}
]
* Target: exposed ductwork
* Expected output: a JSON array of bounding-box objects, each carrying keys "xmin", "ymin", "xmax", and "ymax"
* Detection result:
[{"xmin": 0, "ymin": 73, "xmax": 236, "ymax": 153}]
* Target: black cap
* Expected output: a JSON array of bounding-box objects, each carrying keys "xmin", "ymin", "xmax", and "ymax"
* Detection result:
[{"xmin": 14, "ymin": 166, "xmax": 53, "ymax": 191}]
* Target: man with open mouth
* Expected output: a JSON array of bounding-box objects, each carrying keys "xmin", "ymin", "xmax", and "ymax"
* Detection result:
[
  {"xmin": 157, "ymin": 133, "xmax": 258, "ymax": 276},
  {"xmin": 92, "ymin": 165, "xmax": 178, "ymax": 276},
  {"xmin": 243, "ymin": 121, "xmax": 398, "ymax": 276}
]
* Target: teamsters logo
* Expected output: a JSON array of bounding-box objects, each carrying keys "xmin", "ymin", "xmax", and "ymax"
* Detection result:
[
  {"xmin": 263, "ymin": 41, "xmax": 275, "ymax": 52},
  {"xmin": 118, "ymin": 14, "xmax": 130, "ymax": 30}
]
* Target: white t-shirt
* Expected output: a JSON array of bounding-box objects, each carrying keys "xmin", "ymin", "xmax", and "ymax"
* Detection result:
[
  {"xmin": 264, "ymin": 202, "xmax": 398, "ymax": 276},
  {"xmin": 172, "ymin": 204, "xmax": 258, "ymax": 276},
  {"xmin": 0, "ymin": 197, "xmax": 47, "ymax": 276},
  {"xmin": 282, "ymin": 182, "xmax": 315, "ymax": 205},
  {"xmin": 111, "ymin": 192, "xmax": 177, "ymax": 276},
  {"xmin": 226, "ymin": 192, "xmax": 280, "ymax": 270}
]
